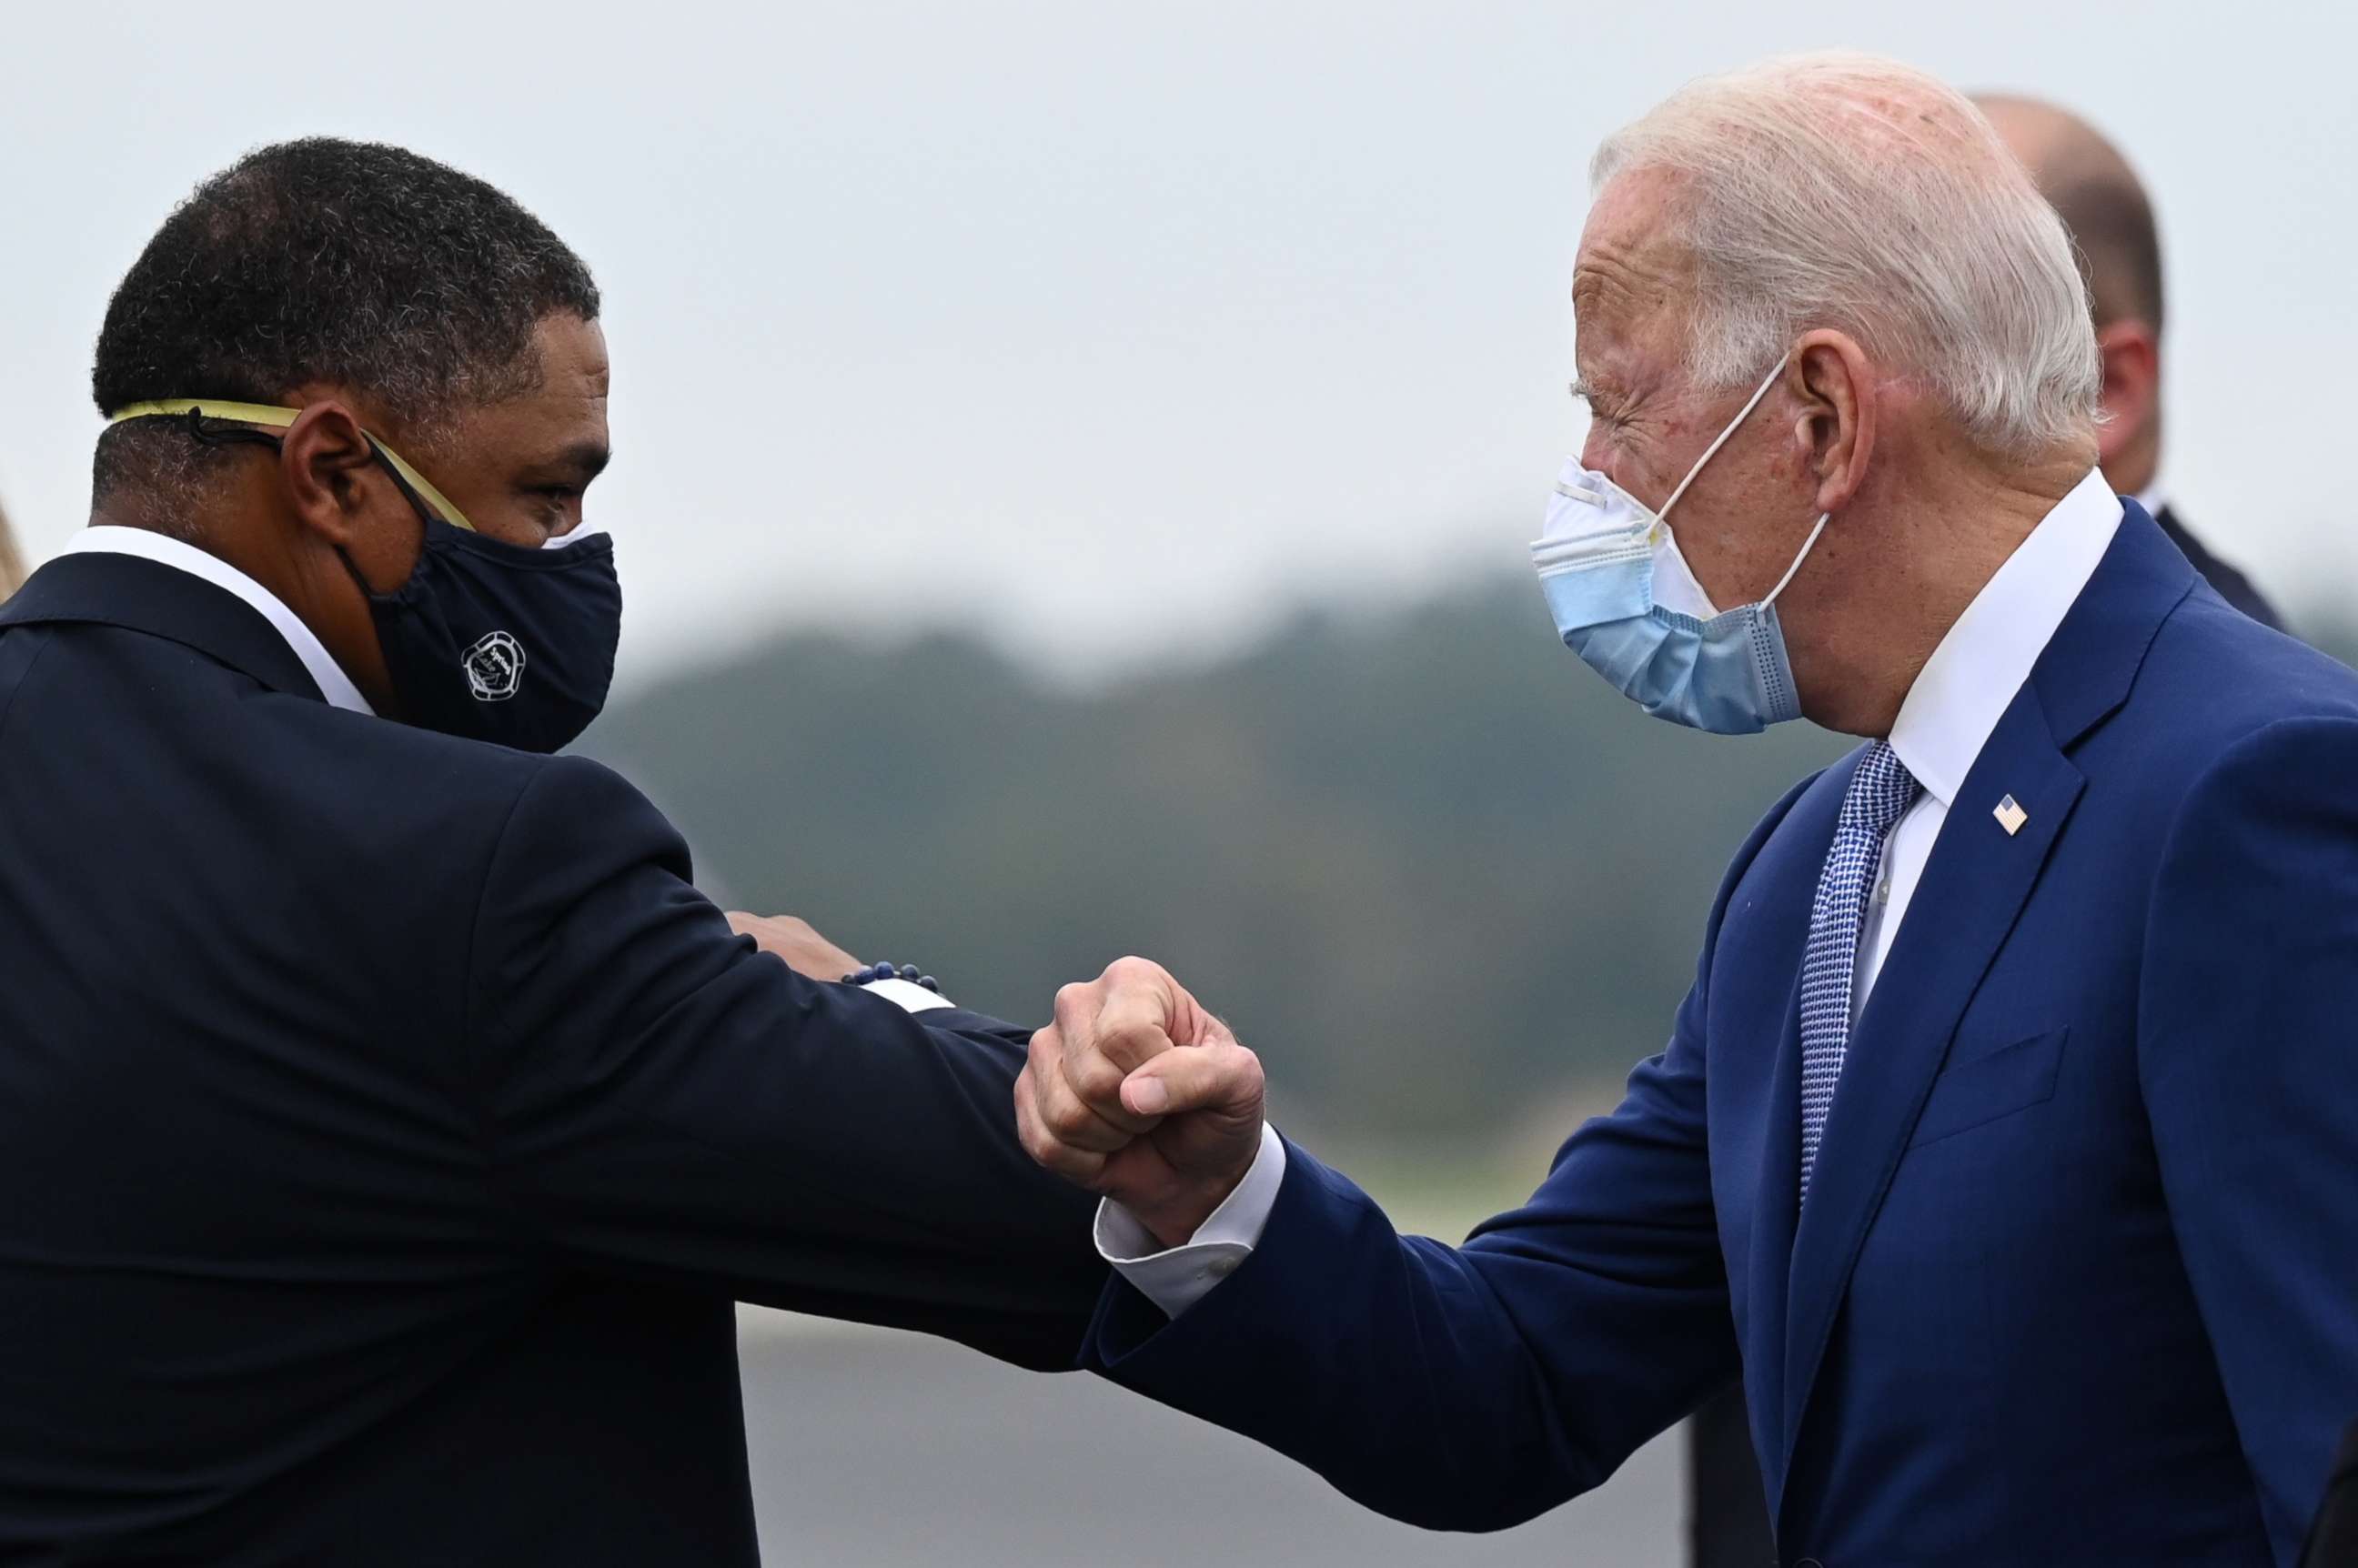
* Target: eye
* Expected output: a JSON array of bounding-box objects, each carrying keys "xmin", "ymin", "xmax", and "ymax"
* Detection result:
[{"xmin": 1569, "ymin": 379, "xmax": 1627, "ymax": 423}]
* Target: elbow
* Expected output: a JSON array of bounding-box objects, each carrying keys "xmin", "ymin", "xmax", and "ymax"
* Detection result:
[{"xmin": 1334, "ymin": 1448, "xmax": 1606, "ymax": 1534}]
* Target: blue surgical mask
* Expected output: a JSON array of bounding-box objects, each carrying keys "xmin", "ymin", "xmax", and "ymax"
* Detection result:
[{"xmin": 1530, "ymin": 357, "xmax": 1828, "ymax": 734}]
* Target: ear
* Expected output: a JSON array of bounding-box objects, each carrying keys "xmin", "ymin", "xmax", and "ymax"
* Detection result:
[
  {"xmin": 277, "ymin": 400, "xmax": 384, "ymax": 548},
  {"xmin": 2091, "ymin": 318, "xmax": 2160, "ymax": 469},
  {"xmin": 1788, "ymin": 328, "xmax": 1875, "ymax": 515}
]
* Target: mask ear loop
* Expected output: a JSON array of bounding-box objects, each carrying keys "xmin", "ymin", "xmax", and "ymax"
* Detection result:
[
  {"xmin": 147, "ymin": 404, "xmax": 404, "ymax": 615},
  {"xmin": 179, "ymin": 405, "xmax": 286, "ymax": 456},
  {"xmin": 1645, "ymin": 354, "xmax": 1829, "ymax": 609},
  {"xmin": 364, "ymin": 441, "xmax": 446, "ymax": 528},
  {"xmin": 1650, "ymin": 354, "xmax": 1792, "ymax": 524},
  {"xmin": 1760, "ymin": 512, "xmax": 1830, "ymax": 608}
]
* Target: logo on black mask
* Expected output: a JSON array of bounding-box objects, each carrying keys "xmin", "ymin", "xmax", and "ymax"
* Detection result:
[{"xmin": 463, "ymin": 631, "xmax": 526, "ymax": 702}]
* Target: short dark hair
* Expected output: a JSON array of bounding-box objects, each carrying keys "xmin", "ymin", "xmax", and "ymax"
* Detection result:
[{"xmin": 92, "ymin": 137, "xmax": 599, "ymax": 510}]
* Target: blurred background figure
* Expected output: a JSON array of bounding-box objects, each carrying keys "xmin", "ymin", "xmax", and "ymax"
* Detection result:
[{"xmin": 1979, "ymin": 94, "xmax": 2283, "ymax": 628}]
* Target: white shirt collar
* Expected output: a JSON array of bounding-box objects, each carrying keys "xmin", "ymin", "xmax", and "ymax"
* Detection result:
[
  {"xmin": 1885, "ymin": 467, "xmax": 2121, "ymax": 808},
  {"xmin": 54, "ymin": 527, "xmax": 376, "ymax": 715}
]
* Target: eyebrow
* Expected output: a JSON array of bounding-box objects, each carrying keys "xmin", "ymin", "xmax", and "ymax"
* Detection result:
[{"xmin": 526, "ymin": 441, "xmax": 611, "ymax": 487}]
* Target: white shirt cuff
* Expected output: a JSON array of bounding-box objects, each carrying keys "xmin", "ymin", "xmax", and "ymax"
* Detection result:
[
  {"xmin": 1094, "ymin": 1122, "xmax": 1285, "ymax": 1318},
  {"xmin": 859, "ymin": 977, "xmax": 955, "ymax": 1014}
]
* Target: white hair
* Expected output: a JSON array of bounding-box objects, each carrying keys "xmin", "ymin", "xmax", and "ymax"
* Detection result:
[{"xmin": 1591, "ymin": 52, "xmax": 2101, "ymax": 457}]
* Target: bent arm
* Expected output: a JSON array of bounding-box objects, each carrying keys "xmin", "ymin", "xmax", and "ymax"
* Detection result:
[
  {"xmin": 1066, "ymin": 774, "xmax": 1829, "ymax": 1531},
  {"xmin": 1085, "ymin": 980, "xmax": 1734, "ymax": 1532},
  {"xmin": 470, "ymin": 756, "xmax": 1105, "ymax": 1371}
]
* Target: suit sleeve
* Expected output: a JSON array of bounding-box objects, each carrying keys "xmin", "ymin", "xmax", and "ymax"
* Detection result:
[
  {"xmin": 2142, "ymin": 717, "xmax": 2358, "ymax": 1560},
  {"xmin": 466, "ymin": 755, "xmax": 1106, "ymax": 1370},
  {"xmin": 1079, "ymin": 781, "xmax": 1817, "ymax": 1533}
]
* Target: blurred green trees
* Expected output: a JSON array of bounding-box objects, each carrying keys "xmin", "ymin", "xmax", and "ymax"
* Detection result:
[{"xmin": 585, "ymin": 578, "xmax": 2351, "ymax": 1141}]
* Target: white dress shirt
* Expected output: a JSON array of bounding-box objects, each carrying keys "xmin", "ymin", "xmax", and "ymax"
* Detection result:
[
  {"xmin": 51, "ymin": 526, "xmax": 952, "ymax": 1015},
  {"xmin": 1103, "ymin": 467, "xmax": 2124, "ymax": 1317}
]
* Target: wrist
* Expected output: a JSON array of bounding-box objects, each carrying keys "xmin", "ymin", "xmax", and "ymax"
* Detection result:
[
  {"xmin": 841, "ymin": 960, "xmax": 942, "ymax": 994},
  {"xmin": 1131, "ymin": 1167, "xmax": 1254, "ymax": 1251}
]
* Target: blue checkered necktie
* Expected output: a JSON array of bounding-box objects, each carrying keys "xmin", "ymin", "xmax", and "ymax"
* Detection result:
[{"xmin": 1798, "ymin": 740, "xmax": 1922, "ymax": 1201}]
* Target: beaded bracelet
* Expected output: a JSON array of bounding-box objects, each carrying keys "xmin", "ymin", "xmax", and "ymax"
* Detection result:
[{"xmin": 841, "ymin": 960, "xmax": 942, "ymax": 994}]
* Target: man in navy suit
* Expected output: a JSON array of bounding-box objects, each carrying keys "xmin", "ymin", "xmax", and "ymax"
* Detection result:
[
  {"xmin": 1684, "ymin": 89, "xmax": 2303, "ymax": 1568},
  {"xmin": 1017, "ymin": 55, "xmax": 2358, "ymax": 1566},
  {"xmin": 0, "ymin": 139, "xmax": 1102, "ymax": 1563}
]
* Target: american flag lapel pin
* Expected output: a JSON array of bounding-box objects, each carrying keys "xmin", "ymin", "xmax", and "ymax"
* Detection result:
[{"xmin": 1993, "ymin": 794, "xmax": 2028, "ymax": 836}]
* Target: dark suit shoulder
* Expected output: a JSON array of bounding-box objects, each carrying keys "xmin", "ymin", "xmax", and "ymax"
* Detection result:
[{"xmin": 2156, "ymin": 506, "xmax": 2284, "ymax": 632}]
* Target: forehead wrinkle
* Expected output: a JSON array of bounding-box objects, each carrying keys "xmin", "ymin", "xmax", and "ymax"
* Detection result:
[
  {"xmin": 1577, "ymin": 245, "xmax": 1683, "ymax": 329},
  {"xmin": 1575, "ymin": 238, "xmax": 1697, "ymax": 391}
]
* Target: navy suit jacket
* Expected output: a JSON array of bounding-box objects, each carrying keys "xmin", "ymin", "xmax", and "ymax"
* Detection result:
[
  {"xmin": 1086, "ymin": 504, "xmax": 2358, "ymax": 1566},
  {"xmin": 2156, "ymin": 504, "xmax": 2283, "ymax": 631},
  {"xmin": 0, "ymin": 551, "xmax": 1103, "ymax": 1563}
]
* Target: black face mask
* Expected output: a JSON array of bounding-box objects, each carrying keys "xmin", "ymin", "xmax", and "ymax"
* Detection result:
[
  {"xmin": 355, "ymin": 508, "xmax": 622, "ymax": 754},
  {"xmin": 156, "ymin": 403, "xmax": 623, "ymax": 753}
]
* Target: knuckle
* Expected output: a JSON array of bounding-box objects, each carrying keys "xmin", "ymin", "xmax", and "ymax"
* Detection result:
[
  {"xmin": 1071, "ymin": 1055, "xmax": 1125, "ymax": 1105},
  {"xmin": 1049, "ymin": 1144, "xmax": 1103, "ymax": 1182},
  {"xmin": 1106, "ymin": 955, "xmax": 1159, "ymax": 987}
]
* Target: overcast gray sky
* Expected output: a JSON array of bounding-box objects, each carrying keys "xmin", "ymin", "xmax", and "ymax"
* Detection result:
[{"xmin": 5, "ymin": 1, "xmax": 2352, "ymax": 689}]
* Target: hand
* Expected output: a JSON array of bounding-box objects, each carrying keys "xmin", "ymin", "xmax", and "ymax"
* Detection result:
[
  {"xmin": 1014, "ymin": 956, "xmax": 1265, "ymax": 1248},
  {"xmin": 726, "ymin": 911, "xmax": 862, "ymax": 983}
]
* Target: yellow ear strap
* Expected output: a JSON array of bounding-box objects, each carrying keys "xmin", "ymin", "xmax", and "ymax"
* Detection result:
[{"xmin": 106, "ymin": 398, "xmax": 476, "ymax": 533}]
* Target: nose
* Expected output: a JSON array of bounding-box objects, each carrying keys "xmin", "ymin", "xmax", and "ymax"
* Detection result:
[{"xmin": 1577, "ymin": 424, "xmax": 1619, "ymax": 482}]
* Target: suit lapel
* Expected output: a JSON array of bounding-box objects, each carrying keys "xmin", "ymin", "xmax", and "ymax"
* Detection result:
[
  {"xmin": 1745, "ymin": 947, "xmax": 1809, "ymax": 1493},
  {"xmin": 1737, "ymin": 759, "xmax": 1854, "ymax": 1499},
  {"xmin": 1770, "ymin": 501, "xmax": 2198, "ymax": 1482},
  {"xmin": 1778, "ymin": 692, "xmax": 2083, "ymax": 1459}
]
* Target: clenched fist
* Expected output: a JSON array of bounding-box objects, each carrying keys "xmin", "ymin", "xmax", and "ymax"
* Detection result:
[{"xmin": 1014, "ymin": 956, "xmax": 1265, "ymax": 1248}]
